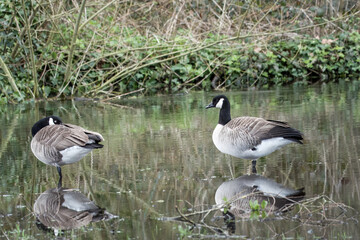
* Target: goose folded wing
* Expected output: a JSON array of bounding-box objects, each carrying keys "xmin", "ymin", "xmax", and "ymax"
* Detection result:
[
  {"xmin": 222, "ymin": 117, "xmax": 302, "ymax": 148},
  {"xmin": 37, "ymin": 208, "xmax": 93, "ymax": 230},
  {"xmin": 221, "ymin": 117, "xmax": 261, "ymax": 149},
  {"xmin": 36, "ymin": 125, "xmax": 91, "ymax": 151},
  {"xmin": 65, "ymin": 123, "xmax": 104, "ymax": 142},
  {"xmin": 253, "ymin": 119, "xmax": 303, "ymax": 143}
]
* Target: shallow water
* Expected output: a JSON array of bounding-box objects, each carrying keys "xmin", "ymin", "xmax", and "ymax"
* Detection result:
[{"xmin": 0, "ymin": 82, "xmax": 359, "ymax": 239}]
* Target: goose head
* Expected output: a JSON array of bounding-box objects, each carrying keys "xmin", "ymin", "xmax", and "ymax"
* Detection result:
[
  {"xmin": 206, "ymin": 95, "xmax": 232, "ymax": 125},
  {"xmin": 32, "ymin": 116, "xmax": 63, "ymax": 137},
  {"xmin": 205, "ymin": 95, "xmax": 229, "ymax": 109}
]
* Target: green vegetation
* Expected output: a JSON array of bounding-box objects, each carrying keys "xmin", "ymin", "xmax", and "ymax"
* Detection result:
[
  {"xmin": 1, "ymin": 1, "xmax": 360, "ymax": 103},
  {"xmin": 1, "ymin": 223, "xmax": 36, "ymax": 240},
  {"xmin": 249, "ymin": 200, "xmax": 268, "ymax": 220},
  {"xmin": 178, "ymin": 225, "xmax": 193, "ymax": 239}
]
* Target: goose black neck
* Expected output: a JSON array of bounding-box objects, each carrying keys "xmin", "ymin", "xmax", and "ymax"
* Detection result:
[
  {"xmin": 219, "ymin": 100, "xmax": 231, "ymax": 125},
  {"xmin": 32, "ymin": 120, "xmax": 48, "ymax": 137}
]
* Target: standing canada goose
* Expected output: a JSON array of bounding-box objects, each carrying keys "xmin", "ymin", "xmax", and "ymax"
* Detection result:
[
  {"xmin": 31, "ymin": 116, "xmax": 104, "ymax": 184},
  {"xmin": 206, "ymin": 95, "xmax": 303, "ymax": 168},
  {"xmin": 215, "ymin": 174, "xmax": 305, "ymax": 218}
]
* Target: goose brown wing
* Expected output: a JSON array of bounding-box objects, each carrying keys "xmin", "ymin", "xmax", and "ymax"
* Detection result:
[
  {"xmin": 34, "ymin": 125, "xmax": 91, "ymax": 151},
  {"xmin": 37, "ymin": 209, "xmax": 93, "ymax": 230},
  {"xmin": 65, "ymin": 123, "xmax": 104, "ymax": 142},
  {"xmin": 262, "ymin": 119, "xmax": 303, "ymax": 143},
  {"xmin": 221, "ymin": 117, "xmax": 261, "ymax": 150},
  {"xmin": 224, "ymin": 117, "xmax": 303, "ymax": 147},
  {"xmin": 34, "ymin": 188, "xmax": 93, "ymax": 230}
]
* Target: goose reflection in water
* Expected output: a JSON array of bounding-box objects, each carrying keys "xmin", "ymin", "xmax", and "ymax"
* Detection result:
[
  {"xmin": 33, "ymin": 183, "xmax": 115, "ymax": 234},
  {"xmin": 215, "ymin": 173, "xmax": 305, "ymax": 233}
]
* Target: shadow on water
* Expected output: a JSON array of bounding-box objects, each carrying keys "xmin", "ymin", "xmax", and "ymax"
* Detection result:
[
  {"xmin": 162, "ymin": 164, "xmax": 357, "ymax": 238},
  {"xmin": 214, "ymin": 167, "xmax": 306, "ymax": 236},
  {"xmin": 215, "ymin": 172, "xmax": 305, "ymax": 222},
  {"xmin": 162, "ymin": 165, "xmax": 306, "ymax": 237},
  {"xmin": 33, "ymin": 179, "xmax": 116, "ymax": 236}
]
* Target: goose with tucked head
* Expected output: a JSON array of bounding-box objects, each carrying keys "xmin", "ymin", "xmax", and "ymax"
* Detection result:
[
  {"xmin": 206, "ymin": 95, "xmax": 303, "ymax": 168},
  {"xmin": 31, "ymin": 116, "xmax": 104, "ymax": 184}
]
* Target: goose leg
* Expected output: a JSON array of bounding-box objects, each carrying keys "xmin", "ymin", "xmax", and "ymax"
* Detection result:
[
  {"xmin": 251, "ymin": 160, "xmax": 257, "ymax": 174},
  {"xmin": 57, "ymin": 166, "xmax": 62, "ymax": 188},
  {"xmin": 57, "ymin": 178, "xmax": 62, "ymax": 189},
  {"xmin": 223, "ymin": 211, "xmax": 236, "ymax": 234}
]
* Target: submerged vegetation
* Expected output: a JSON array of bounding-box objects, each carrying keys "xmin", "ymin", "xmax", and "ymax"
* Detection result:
[
  {"xmin": 0, "ymin": 0, "xmax": 360, "ymax": 103},
  {"xmin": 168, "ymin": 194, "xmax": 357, "ymax": 238}
]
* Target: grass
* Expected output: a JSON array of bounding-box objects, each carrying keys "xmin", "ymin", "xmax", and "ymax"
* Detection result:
[{"xmin": 0, "ymin": 1, "xmax": 360, "ymax": 103}]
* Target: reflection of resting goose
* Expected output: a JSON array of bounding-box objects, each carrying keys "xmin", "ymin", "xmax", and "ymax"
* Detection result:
[
  {"xmin": 215, "ymin": 174, "xmax": 305, "ymax": 217},
  {"xmin": 34, "ymin": 187, "xmax": 114, "ymax": 232}
]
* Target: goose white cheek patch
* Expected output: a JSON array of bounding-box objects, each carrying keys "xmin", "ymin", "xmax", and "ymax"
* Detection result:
[
  {"xmin": 216, "ymin": 98, "xmax": 224, "ymax": 108},
  {"xmin": 49, "ymin": 118, "xmax": 55, "ymax": 125}
]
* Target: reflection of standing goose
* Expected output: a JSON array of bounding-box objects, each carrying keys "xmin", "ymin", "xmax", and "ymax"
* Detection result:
[
  {"xmin": 34, "ymin": 187, "xmax": 114, "ymax": 231},
  {"xmin": 31, "ymin": 116, "xmax": 104, "ymax": 184},
  {"xmin": 215, "ymin": 174, "xmax": 305, "ymax": 217},
  {"xmin": 206, "ymin": 95, "xmax": 303, "ymax": 169}
]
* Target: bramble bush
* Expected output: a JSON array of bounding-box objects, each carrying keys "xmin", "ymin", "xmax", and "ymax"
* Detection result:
[{"xmin": 0, "ymin": 1, "xmax": 359, "ymax": 103}]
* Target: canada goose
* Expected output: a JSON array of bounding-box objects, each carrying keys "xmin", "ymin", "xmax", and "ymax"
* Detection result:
[
  {"xmin": 206, "ymin": 95, "xmax": 303, "ymax": 168},
  {"xmin": 34, "ymin": 186, "xmax": 114, "ymax": 232},
  {"xmin": 215, "ymin": 174, "xmax": 305, "ymax": 217},
  {"xmin": 31, "ymin": 116, "xmax": 104, "ymax": 183}
]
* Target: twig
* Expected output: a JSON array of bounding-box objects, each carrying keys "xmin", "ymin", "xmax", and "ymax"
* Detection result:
[
  {"xmin": 100, "ymin": 102, "xmax": 135, "ymax": 109},
  {"xmin": 0, "ymin": 57, "xmax": 23, "ymax": 98},
  {"xmin": 10, "ymin": 3, "xmax": 40, "ymax": 59},
  {"xmin": 21, "ymin": 0, "xmax": 39, "ymax": 98},
  {"xmin": 79, "ymin": 0, "xmax": 118, "ymax": 30},
  {"xmin": 172, "ymin": 206, "xmax": 229, "ymax": 236},
  {"xmin": 58, "ymin": 0, "xmax": 87, "ymax": 97},
  {"xmin": 1, "ymin": 229, "xmax": 10, "ymax": 240},
  {"xmin": 71, "ymin": 31, "xmax": 96, "ymax": 95},
  {"xmin": 175, "ymin": 205, "xmax": 196, "ymax": 226},
  {"xmin": 101, "ymin": 88, "xmax": 145, "ymax": 102}
]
